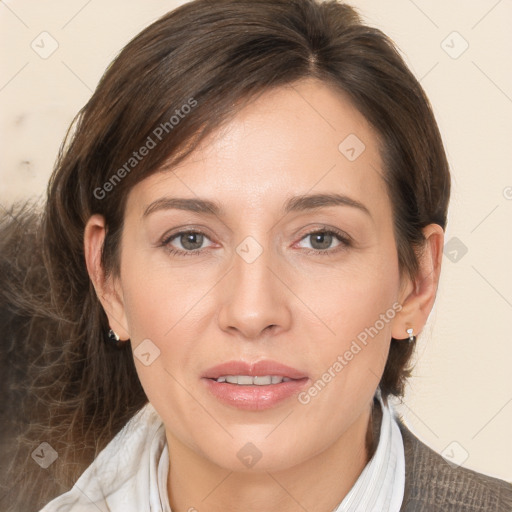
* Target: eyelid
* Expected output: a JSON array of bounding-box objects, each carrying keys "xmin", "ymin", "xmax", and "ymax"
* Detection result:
[
  {"xmin": 160, "ymin": 228, "xmax": 216, "ymax": 252},
  {"xmin": 292, "ymin": 226, "xmax": 352, "ymax": 255},
  {"xmin": 160, "ymin": 225, "xmax": 353, "ymax": 257},
  {"xmin": 294, "ymin": 225, "xmax": 352, "ymax": 243}
]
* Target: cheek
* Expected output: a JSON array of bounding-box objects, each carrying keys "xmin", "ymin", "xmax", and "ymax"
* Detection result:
[
  {"xmin": 304, "ymin": 240, "xmax": 400, "ymax": 342},
  {"xmin": 118, "ymin": 243, "xmax": 205, "ymax": 339},
  {"xmin": 114, "ymin": 244, "xmax": 205, "ymax": 402},
  {"xmin": 298, "ymin": 243, "xmax": 401, "ymax": 400}
]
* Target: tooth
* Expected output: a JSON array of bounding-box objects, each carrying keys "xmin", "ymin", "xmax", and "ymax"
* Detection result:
[
  {"xmin": 217, "ymin": 375, "xmax": 293, "ymax": 385},
  {"xmin": 254, "ymin": 376, "xmax": 272, "ymax": 385}
]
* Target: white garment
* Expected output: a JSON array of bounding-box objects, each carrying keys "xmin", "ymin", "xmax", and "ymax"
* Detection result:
[
  {"xmin": 39, "ymin": 390, "xmax": 404, "ymax": 512},
  {"xmin": 39, "ymin": 405, "xmax": 171, "ymax": 512},
  {"xmin": 334, "ymin": 389, "xmax": 405, "ymax": 512}
]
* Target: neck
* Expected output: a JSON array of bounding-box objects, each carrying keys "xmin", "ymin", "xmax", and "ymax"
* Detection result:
[{"xmin": 166, "ymin": 400, "xmax": 381, "ymax": 512}]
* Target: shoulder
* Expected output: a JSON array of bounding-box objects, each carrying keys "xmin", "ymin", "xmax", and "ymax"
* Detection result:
[{"xmin": 397, "ymin": 419, "xmax": 512, "ymax": 511}]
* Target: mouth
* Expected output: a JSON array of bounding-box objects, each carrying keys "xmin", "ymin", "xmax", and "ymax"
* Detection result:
[
  {"xmin": 211, "ymin": 375, "xmax": 294, "ymax": 385},
  {"xmin": 201, "ymin": 359, "xmax": 309, "ymax": 411}
]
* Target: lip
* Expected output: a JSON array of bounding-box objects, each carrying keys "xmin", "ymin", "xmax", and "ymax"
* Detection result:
[
  {"xmin": 201, "ymin": 359, "xmax": 309, "ymax": 411},
  {"xmin": 202, "ymin": 359, "xmax": 308, "ymax": 380}
]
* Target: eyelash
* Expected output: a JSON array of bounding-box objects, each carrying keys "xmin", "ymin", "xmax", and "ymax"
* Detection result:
[{"xmin": 161, "ymin": 227, "xmax": 352, "ymax": 257}]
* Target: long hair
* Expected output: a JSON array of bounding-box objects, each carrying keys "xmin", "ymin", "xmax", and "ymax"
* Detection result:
[{"xmin": 1, "ymin": 0, "xmax": 450, "ymax": 509}]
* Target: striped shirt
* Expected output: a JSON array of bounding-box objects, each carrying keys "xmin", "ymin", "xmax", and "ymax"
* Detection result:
[{"xmin": 334, "ymin": 388, "xmax": 405, "ymax": 511}]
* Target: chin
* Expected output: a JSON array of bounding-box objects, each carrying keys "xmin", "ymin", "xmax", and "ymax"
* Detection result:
[{"xmin": 194, "ymin": 433, "xmax": 315, "ymax": 474}]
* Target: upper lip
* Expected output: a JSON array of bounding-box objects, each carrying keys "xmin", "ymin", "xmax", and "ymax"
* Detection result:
[{"xmin": 202, "ymin": 359, "xmax": 308, "ymax": 380}]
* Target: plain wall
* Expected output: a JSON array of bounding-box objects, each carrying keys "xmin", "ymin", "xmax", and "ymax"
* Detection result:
[{"xmin": 1, "ymin": 0, "xmax": 511, "ymax": 481}]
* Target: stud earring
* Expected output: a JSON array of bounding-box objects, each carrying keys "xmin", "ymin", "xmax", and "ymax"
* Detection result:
[
  {"xmin": 106, "ymin": 328, "xmax": 125, "ymax": 347},
  {"xmin": 406, "ymin": 328, "xmax": 416, "ymax": 343},
  {"xmin": 108, "ymin": 329, "xmax": 119, "ymax": 342}
]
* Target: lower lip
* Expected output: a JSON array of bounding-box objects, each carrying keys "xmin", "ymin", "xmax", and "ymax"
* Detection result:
[{"xmin": 202, "ymin": 378, "xmax": 309, "ymax": 411}]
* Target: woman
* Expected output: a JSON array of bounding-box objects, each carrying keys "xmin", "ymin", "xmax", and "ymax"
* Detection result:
[{"xmin": 2, "ymin": 0, "xmax": 511, "ymax": 510}]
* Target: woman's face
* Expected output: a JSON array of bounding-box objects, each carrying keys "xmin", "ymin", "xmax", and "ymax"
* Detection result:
[{"xmin": 110, "ymin": 79, "xmax": 411, "ymax": 472}]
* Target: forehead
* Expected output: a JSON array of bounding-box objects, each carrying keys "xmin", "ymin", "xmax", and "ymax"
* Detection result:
[{"xmin": 127, "ymin": 78, "xmax": 390, "ymax": 222}]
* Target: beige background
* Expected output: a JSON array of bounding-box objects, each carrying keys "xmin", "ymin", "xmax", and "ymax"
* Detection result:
[{"xmin": 1, "ymin": 0, "xmax": 511, "ymax": 481}]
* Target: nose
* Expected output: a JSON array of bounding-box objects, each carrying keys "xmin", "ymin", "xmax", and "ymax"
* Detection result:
[{"xmin": 217, "ymin": 240, "xmax": 292, "ymax": 341}]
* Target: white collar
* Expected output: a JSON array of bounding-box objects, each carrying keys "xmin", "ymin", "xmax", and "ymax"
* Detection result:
[
  {"xmin": 333, "ymin": 389, "xmax": 405, "ymax": 512},
  {"xmin": 40, "ymin": 390, "xmax": 404, "ymax": 512},
  {"xmin": 39, "ymin": 403, "xmax": 171, "ymax": 512}
]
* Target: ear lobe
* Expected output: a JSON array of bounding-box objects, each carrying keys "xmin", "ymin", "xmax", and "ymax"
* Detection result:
[
  {"xmin": 84, "ymin": 214, "xmax": 130, "ymax": 340},
  {"xmin": 391, "ymin": 224, "xmax": 444, "ymax": 340}
]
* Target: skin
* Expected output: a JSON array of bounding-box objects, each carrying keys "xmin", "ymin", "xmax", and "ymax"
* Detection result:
[{"xmin": 85, "ymin": 78, "xmax": 443, "ymax": 512}]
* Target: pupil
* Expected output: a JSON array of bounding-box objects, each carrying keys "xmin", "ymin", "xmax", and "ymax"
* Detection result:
[
  {"xmin": 183, "ymin": 233, "xmax": 203, "ymax": 250},
  {"xmin": 312, "ymin": 233, "xmax": 331, "ymax": 250}
]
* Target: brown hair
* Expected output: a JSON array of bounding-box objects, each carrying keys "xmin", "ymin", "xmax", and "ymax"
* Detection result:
[{"xmin": 1, "ymin": 0, "xmax": 450, "ymax": 509}]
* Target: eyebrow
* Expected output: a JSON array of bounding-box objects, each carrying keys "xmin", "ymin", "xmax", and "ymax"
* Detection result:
[{"xmin": 142, "ymin": 193, "xmax": 371, "ymax": 218}]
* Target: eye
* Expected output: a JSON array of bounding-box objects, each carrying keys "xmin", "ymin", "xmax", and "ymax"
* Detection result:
[
  {"xmin": 296, "ymin": 228, "xmax": 352, "ymax": 256},
  {"xmin": 160, "ymin": 227, "xmax": 352, "ymax": 257},
  {"xmin": 162, "ymin": 230, "xmax": 214, "ymax": 256}
]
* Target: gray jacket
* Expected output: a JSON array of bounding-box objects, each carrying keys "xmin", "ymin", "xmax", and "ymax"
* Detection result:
[{"xmin": 398, "ymin": 420, "xmax": 512, "ymax": 511}]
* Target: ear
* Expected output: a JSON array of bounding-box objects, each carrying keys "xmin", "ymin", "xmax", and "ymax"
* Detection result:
[
  {"xmin": 83, "ymin": 214, "xmax": 130, "ymax": 341},
  {"xmin": 391, "ymin": 223, "xmax": 444, "ymax": 340}
]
